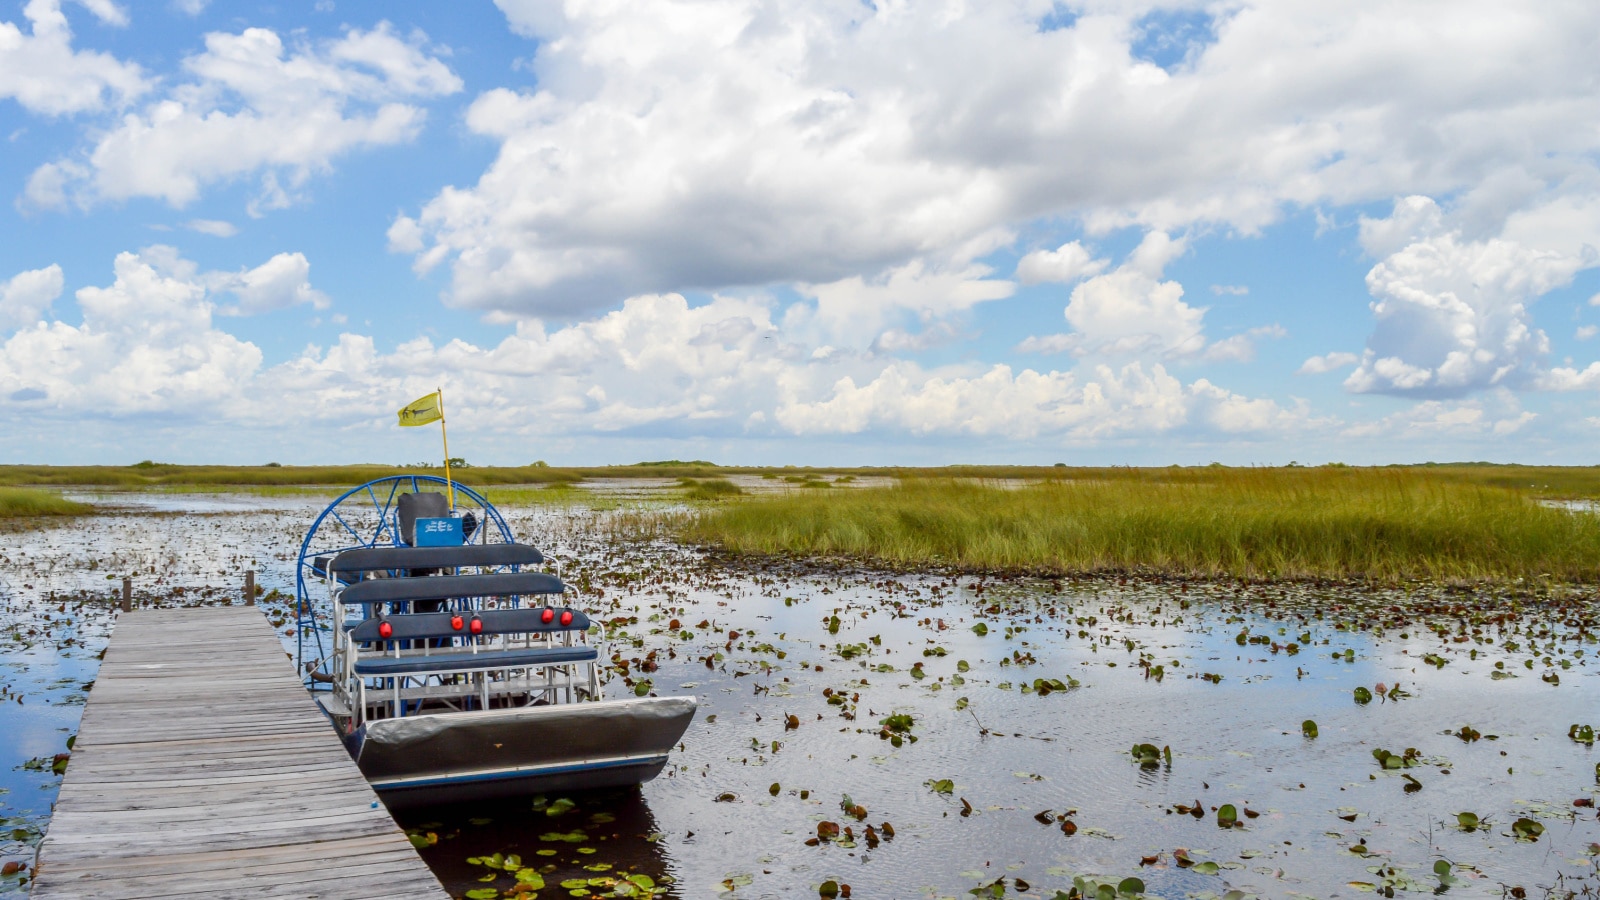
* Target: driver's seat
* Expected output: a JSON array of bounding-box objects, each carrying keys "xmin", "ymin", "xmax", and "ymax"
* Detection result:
[{"xmin": 396, "ymin": 491, "xmax": 450, "ymax": 547}]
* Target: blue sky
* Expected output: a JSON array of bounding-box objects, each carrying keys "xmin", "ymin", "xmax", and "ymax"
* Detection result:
[{"xmin": 4, "ymin": 0, "xmax": 1600, "ymax": 467}]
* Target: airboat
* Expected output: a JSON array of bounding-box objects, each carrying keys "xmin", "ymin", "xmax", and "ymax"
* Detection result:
[{"xmin": 293, "ymin": 475, "xmax": 696, "ymax": 808}]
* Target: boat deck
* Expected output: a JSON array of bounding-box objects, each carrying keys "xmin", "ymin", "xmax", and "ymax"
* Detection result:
[{"xmin": 30, "ymin": 606, "xmax": 449, "ymax": 900}]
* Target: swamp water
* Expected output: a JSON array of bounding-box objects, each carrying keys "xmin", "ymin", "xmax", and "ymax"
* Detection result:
[{"xmin": 0, "ymin": 494, "xmax": 1597, "ymax": 899}]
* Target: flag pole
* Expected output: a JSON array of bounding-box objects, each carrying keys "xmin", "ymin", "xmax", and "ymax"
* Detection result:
[{"xmin": 437, "ymin": 386, "xmax": 456, "ymax": 509}]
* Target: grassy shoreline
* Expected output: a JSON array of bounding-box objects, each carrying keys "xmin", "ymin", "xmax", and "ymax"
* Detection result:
[
  {"xmin": 0, "ymin": 487, "xmax": 93, "ymax": 518},
  {"xmin": 10, "ymin": 461, "xmax": 1600, "ymax": 498},
  {"xmin": 682, "ymin": 469, "xmax": 1600, "ymax": 583},
  {"xmin": 9, "ymin": 462, "xmax": 1600, "ymax": 582}
]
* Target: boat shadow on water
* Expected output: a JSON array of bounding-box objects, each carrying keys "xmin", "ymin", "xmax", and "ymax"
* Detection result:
[{"xmin": 396, "ymin": 787, "xmax": 681, "ymax": 899}]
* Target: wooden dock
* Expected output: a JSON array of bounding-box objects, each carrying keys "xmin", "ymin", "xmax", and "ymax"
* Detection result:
[{"xmin": 31, "ymin": 606, "xmax": 450, "ymax": 899}]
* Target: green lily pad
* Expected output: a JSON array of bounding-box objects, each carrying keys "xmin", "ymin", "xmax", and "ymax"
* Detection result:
[{"xmin": 1513, "ymin": 817, "xmax": 1544, "ymax": 840}]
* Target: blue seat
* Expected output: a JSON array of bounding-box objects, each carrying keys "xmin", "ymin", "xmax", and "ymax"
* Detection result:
[{"xmin": 352, "ymin": 646, "xmax": 597, "ymax": 677}]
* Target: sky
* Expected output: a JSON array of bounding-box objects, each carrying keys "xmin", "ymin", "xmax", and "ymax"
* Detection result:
[{"xmin": 4, "ymin": 0, "xmax": 1600, "ymax": 467}]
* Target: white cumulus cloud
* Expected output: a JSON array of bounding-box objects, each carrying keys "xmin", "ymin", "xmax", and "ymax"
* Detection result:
[
  {"xmin": 184, "ymin": 219, "xmax": 237, "ymax": 237},
  {"xmin": 1016, "ymin": 242, "xmax": 1107, "ymax": 285},
  {"xmin": 0, "ymin": 248, "xmax": 262, "ymax": 413},
  {"xmin": 792, "ymin": 258, "xmax": 1014, "ymax": 349},
  {"xmin": 1341, "ymin": 392, "xmax": 1535, "ymax": 440},
  {"xmin": 1018, "ymin": 232, "xmax": 1249, "ymax": 360},
  {"xmin": 388, "ymin": 0, "xmax": 1600, "ymax": 317},
  {"xmin": 774, "ymin": 360, "xmax": 1312, "ymax": 440},
  {"xmin": 210, "ymin": 252, "xmax": 330, "ymax": 316},
  {"xmin": 0, "ymin": 247, "xmax": 1314, "ymax": 452},
  {"xmin": 0, "ymin": 0, "xmax": 146, "ymax": 115},
  {"xmin": 1298, "ymin": 351, "xmax": 1360, "ymax": 375},
  {"xmin": 1345, "ymin": 196, "xmax": 1584, "ymax": 397},
  {"xmin": 0, "ymin": 264, "xmax": 64, "ymax": 331},
  {"xmin": 1203, "ymin": 324, "xmax": 1286, "ymax": 363},
  {"xmin": 26, "ymin": 22, "xmax": 461, "ymax": 210}
]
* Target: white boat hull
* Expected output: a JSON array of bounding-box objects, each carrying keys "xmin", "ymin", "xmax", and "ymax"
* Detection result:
[{"xmin": 335, "ymin": 696, "xmax": 697, "ymax": 808}]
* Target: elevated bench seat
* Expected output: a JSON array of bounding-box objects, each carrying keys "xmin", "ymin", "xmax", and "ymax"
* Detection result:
[
  {"xmin": 349, "ymin": 608, "xmax": 596, "ymax": 681},
  {"xmin": 329, "ymin": 543, "xmax": 545, "ymax": 575},
  {"xmin": 340, "ymin": 572, "xmax": 566, "ymax": 607},
  {"xmin": 353, "ymin": 646, "xmax": 597, "ymax": 676}
]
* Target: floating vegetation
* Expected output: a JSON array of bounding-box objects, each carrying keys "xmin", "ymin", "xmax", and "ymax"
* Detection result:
[
  {"xmin": 7, "ymin": 492, "xmax": 1600, "ymax": 900},
  {"xmin": 1372, "ymin": 747, "xmax": 1421, "ymax": 770},
  {"xmin": 1128, "ymin": 743, "xmax": 1171, "ymax": 769}
]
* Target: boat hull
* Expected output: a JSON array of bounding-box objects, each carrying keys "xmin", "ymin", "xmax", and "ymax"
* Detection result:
[{"xmin": 347, "ymin": 697, "xmax": 697, "ymax": 808}]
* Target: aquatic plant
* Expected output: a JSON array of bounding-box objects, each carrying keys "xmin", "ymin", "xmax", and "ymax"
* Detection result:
[{"xmin": 682, "ymin": 469, "xmax": 1600, "ymax": 582}]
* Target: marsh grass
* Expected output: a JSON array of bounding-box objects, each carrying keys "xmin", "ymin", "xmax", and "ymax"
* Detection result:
[
  {"xmin": 0, "ymin": 487, "xmax": 92, "ymax": 518},
  {"xmin": 0, "ymin": 464, "xmax": 580, "ymax": 488},
  {"xmin": 142, "ymin": 484, "xmax": 341, "ymax": 497},
  {"xmin": 679, "ymin": 478, "xmax": 744, "ymax": 501},
  {"xmin": 479, "ymin": 483, "xmax": 630, "ymax": 511},
  {"xmin": 683, "ymin": 469, "xmax": 1600, "ymax": 582}
]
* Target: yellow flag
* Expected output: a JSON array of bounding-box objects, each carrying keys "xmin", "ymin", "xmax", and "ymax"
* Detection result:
[{"xmin": 397, "ymin": 391, "xmax": 443, "ymax": 427}]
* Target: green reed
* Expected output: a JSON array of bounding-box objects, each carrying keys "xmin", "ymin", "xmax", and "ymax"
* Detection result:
[
  {"xmin": 0, "ymin": 487, "xmax": 93, "ymax": 518},
  {"xmin": 683, "ymin": 468, "xmax": 1600, "ymax": 582}
]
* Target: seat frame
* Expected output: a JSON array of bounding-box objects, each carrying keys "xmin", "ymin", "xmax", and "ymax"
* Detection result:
[{"xmin": 320, "ymin": 544, "xmax": 604, "ymax": 725}]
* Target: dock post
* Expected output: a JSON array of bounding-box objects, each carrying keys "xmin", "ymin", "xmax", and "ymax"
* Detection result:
[
  {"xmin": 245, "ymin": 570, "xmax": 255, "ymax": 606},
  {"xmin": 120, "ymin": 577, "xmax": 131, "ymax": 613}
]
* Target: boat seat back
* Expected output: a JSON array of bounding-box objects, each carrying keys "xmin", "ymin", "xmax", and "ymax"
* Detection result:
[
  {"xmin": 396, "ymin": 491, "xmax": 450, "ymax": 545},
  {"xmin": 352, "ymin": 646, "xmax": 597, "ymax": 677},
  {"xmin": 327, "ymin": 543, "xmax": 545, "ymax": 576},
  {"xmin": 339, "ymin": 572, "xmax": 565, "ymax": 607},
  {"xmin": 349, "ymin": 607, "xmax": 592, "ymax": 642}
]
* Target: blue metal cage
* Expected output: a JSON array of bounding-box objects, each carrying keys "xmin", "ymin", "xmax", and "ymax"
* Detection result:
[{"xmin": 293, "ymin": 475, "xmax": 515, "ymax": 688}]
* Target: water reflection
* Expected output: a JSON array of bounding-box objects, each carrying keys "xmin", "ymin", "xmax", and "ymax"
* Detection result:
[
  {"xmin": 398, "ymin": 788, "xmax": 681, "ymax": 898},
  {"xmin": 1, "ymin": 498, "xmax": 1598, "ymax": 900}
]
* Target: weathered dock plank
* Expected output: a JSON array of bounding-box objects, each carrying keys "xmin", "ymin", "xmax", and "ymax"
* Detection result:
[{"xmin": 31, "ymin": 606, "xmax": 450, "ymax": 900}]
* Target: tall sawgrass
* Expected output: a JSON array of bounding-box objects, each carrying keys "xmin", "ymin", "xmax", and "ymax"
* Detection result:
[
  {"xmin": 0, "ymin": 487, "xmax": 92, "ymax": 518},
  {"xmin": 683, "ymin": 469, "xmax": 1600, "ymax": 582},
  {"xmin": 8, "ymin": 461, "xmax": 1600, "ymax": 499},
  {"xmin": 0, "ymin": 464, "xmax": 579, "ymax": 488},
  {"xmin": 679, "ymin": 478, "xmax": 744, "ymax": 501}
]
